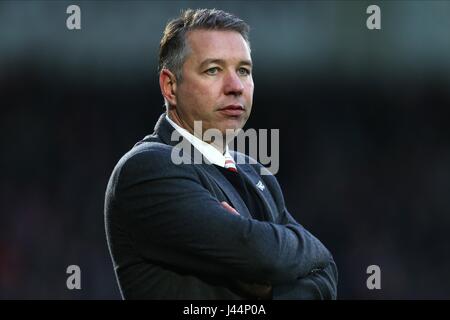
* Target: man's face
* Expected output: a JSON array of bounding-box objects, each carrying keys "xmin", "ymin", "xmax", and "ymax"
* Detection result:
[{"xmin": 174, "ymin": 29, "xmax": 254, "ymax": 136}]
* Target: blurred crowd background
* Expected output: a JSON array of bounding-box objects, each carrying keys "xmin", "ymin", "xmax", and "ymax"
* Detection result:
[{"xmin": 1, "ymin": 1, "xmax": 450, "ymax": 299}]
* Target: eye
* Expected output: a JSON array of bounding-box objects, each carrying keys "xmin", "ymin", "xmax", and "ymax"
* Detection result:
[
  {"xmin": 205, "ymin": 67, "xmax": 220, "ymax": 75},
  {"xmin": 238, "ymin": 67, "xmax": 251, "ymax": 76}
]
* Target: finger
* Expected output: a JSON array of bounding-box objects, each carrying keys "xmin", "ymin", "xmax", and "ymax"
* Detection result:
[{"xmin": 221, "ymin": 201, "xmax": 240, "ymax": 215}]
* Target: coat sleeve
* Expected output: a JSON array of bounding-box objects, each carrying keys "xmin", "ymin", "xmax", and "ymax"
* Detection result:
[
  {"xmin": 259, "ymin": 166, "xmax": 339, "ymax": 299},
  {"xmin": 106, "ymin": 146, "xmax": 332, "ymax": 285},
  {"xmin": 272, "ymin": 208, "xmax": 339, "ymax": 299},
  {"xmin": 272, "ymin": 259, "xmax": 338, "ymax": 300}
]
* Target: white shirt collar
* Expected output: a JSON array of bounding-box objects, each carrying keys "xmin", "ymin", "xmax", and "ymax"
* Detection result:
[{"xmin": 165, "ymin": 114, "xmax": 234, "ymax": 168}]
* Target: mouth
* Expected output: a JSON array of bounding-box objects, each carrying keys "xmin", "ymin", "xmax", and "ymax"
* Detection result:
[{"xmin": 217, "ymin": 104, "xmax": 245, "ymax": 117}]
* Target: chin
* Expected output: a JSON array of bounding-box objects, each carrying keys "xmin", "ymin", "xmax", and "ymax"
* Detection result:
[
  {"xmin": 221, "ymin": 122, "xmax": 244, "ymax": 134},
  {"xmin": 227, "ymin": 116, "xmax": 246, "ymax": 127}
]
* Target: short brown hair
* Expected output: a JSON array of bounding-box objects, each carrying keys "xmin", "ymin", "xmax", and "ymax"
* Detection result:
[{"xmin": 159, "ymin": 8, "xmax": 250, "ymax": 81}]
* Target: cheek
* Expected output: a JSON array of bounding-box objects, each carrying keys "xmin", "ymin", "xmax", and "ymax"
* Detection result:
[
  {"xmin": 182, "ymin": 80, "xmax": 214, "ymax": 104},
  {"xmin": 197, "ymin": 88, "xmax": 222, "ymax": 115},
  {"xmin": 178, "ymin": 85, "xmax": 198, "ymax": 109}
]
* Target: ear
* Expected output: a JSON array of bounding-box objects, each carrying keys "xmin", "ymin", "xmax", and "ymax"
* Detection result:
[{"xmin": 159, "ymin": 69, "xmax": 177, "ymax": 107}]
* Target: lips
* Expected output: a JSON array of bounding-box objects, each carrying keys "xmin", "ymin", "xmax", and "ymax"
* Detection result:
[{"xmin": 218, "ymin": 105, "xmax": 245, "ymax": 116}]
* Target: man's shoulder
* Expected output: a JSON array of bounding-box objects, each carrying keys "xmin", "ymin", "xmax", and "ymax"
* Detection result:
[
  {"xmin": 120, "ymin": 139, "xmax": 173, "ymax": 167},
  {"xmin": 110, "ymin": 138, "xmax": 195, "ymax": 183}
]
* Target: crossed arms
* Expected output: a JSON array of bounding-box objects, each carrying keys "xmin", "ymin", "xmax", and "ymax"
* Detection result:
[{"xmin": 108, "ymin": 146, "xmax": 338, "ymax": 299}]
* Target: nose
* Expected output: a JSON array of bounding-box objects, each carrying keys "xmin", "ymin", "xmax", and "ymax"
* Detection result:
[{"xmin": 223, "ymin": 70, "xmax": 244, "ymax": 96}]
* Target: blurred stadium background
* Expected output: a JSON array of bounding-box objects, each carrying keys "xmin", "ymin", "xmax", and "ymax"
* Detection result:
[{"xmin": 1, "ymin": 0, "xmax": 450, "ymax": 299}]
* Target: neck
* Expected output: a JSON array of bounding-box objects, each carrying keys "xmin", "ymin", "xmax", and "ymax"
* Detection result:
[{"xmin": 167, "ymin": 109, "xmax": 227, "ymax": 154}]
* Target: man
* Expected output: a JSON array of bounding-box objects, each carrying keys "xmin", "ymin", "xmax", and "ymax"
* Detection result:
[{"xmin": 105, "ymin": 8, "xmax": 338, "ymax": 299}]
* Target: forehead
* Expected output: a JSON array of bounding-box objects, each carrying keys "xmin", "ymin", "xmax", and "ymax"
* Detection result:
[{"xmin": 185, "ymin": 29, "xmax": 251, "ymax": 64}]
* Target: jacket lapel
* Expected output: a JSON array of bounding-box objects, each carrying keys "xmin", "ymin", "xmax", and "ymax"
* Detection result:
[
  {"xmin": 148, "ymin": 113, "xmax": 273, "ymax": 220},
  {"xmin": 236, "ymin": 164, "xmax": 278, "ymax": 223},
  {"xmin": 150, "ymin": 113, "xmax": 251, "ymax": 218},
  {"xmin": 199, "ymin": 164, "xmax": 252, "ymax": 219}
]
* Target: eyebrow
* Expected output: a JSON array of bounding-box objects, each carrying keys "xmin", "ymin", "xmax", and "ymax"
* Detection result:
[{"xmin": 199, "ymin": 58, "xmax": 253, "ymax": 70}]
